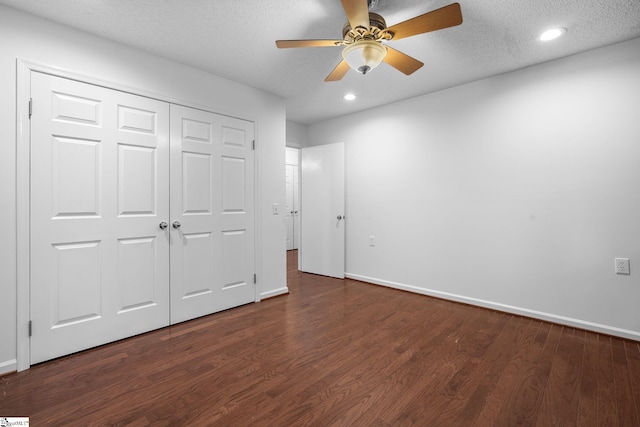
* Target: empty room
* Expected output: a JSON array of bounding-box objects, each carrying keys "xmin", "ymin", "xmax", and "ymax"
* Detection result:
[{"xmin": 1, "ymin": 0, "xmax": 640, "ymax": 425}]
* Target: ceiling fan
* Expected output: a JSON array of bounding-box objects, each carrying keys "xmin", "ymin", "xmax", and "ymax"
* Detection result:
[{"xmin": 275, "ymin": 0, "xmax": 463, "ymax": 82}]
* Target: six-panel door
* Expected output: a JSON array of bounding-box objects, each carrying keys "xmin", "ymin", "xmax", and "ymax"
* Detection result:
[
  {"xmin": 30, "ymin": 73, "xmax": 255, "ymax": 364},
  {"xmin": 30, "ymin": 73, "xmax": 171, "ymax": 364},
  {"xmin": 169, "ymin": 105, "xmax": 255, "ymax": 323}
]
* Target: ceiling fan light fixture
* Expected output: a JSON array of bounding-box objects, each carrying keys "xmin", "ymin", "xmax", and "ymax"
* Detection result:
[{"xmin": 342, "ymin": 40, "xmax": 387, "ymax": 75}]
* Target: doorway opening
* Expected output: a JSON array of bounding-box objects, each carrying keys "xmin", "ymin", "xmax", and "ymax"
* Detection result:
[
  {"xmin": 285, "ymin": 147, "xmax": 300, "ymax": 251},
  {"xmin": 285, "ymin": 142, "xmax": 345, "ymax": 281}
]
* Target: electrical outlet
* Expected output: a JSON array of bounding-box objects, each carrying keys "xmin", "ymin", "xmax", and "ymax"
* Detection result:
[
  {"xmin": 615, "ymin": 258, "xmax": 630, "ymax": 275},
  {"xmin": 369, "ymin": 236, "xmax": 375, "ymax": 247}
]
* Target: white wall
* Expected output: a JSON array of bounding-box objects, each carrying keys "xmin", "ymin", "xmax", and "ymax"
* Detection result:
[
  {"xmin": 0, "ymin": 5, "xmax": 287, "ymax": 373},
  {"xmin": 286, "ymin": 120, "xmax": 309, "ymax": 148},
  {"xmin": 309, "ymin": 37, "xmax": 640, "ymax": 339}
]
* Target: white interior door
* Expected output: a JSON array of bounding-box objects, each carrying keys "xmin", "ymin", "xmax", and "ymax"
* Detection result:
[
  {"xmin": 293, "ymin": 164, "xmax": 300, "ymax": 250},
  {"xmin": 169, "ymin": 105, "xmax": 255, "ymax": 323},
  {"xmin": 285, "ymin": 164, "xmax": 295, "ymax": 250},
  {"xmin": 300, "ymin": 142, "xmax": 345, "ymax": 278},
  {"xmin": 30, "ymin": 72, "xmax": 170, "ymax": 364}
]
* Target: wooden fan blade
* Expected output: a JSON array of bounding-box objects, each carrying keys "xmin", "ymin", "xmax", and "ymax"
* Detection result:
[
  {"xmin": 341, "ymin": 0, "xmax": 370, "ymax": 30},
  {"xmin": 325, "ymin": 60, "xmax": 351, "ymax": 82},
  {"xmin": 386, "ymin": 3, "xmax": 462, "ymax": 41},
  {"xmin": 383, "ymin": 46, "xmax": 424, "ymax": 75},
  {"xmin": 276, "ymin": 40, "xmax": 343, "ymax": 48}
]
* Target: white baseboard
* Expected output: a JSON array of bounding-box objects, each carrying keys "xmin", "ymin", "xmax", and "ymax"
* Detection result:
[
  {"xmin": 0, "ymin": 359, "xmax": 17, "ymax": 376},
  {"xmin": 260, "ymin": 286, "xmax": 289, "ymax": 300},
  {"xmin": 346, "ymin": 273, "xmax": 640, "ymax": 342}
]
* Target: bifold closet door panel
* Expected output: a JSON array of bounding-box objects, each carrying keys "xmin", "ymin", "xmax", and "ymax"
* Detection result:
[
  {"xmin": 29, "ymin": 73, "xmax": 256, "ymax": 364},
  {"xmin": 169, "ymin": 104, "xmax": 256, "ymax": 324},
  {"xmin": 30, "ymin": 72, "xmax": 171, "ymax": 364}
]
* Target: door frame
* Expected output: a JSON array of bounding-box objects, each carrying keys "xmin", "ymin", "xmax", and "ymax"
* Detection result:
[{"xmin": 15, "ymin": 59, "xmax": 261, "ymax": 371}]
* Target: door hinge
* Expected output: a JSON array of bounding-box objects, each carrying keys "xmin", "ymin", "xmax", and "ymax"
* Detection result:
[
  {"xmin": 28, "ymin": 98, "xmax": 33, "ymax": 119},
  {"xmin": 252, "ymin": 140, "xmax": 255, "ymax": 150},
  {"xmin": 28, "ymin": 320, "xmax": 32, "ymax": 337},
  {"xmin": 253, "ymin": 273, "xmax": 257, "ymax": 284}
]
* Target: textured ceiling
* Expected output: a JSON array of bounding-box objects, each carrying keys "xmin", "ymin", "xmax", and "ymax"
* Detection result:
[{"xmin": 2, "ymin": 0, "xmax": 639, "ymax": 125}]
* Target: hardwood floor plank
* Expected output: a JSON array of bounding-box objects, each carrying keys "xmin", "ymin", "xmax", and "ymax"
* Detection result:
[
  {"xmin": 612, "ymin": 337, "xmax": 639, "ymax": 426},
  {"xmin": 625, "ymin": 340, "xmax": 640, "ymax": 424},
  {"xmin": 434, "ymin": 314, "xmax": 523, "ymax": 426},
  {"xmin": 1, "ymin": 251, "xmax": 639, "ymax": 425},
  {"xmin": 388, "ymin": 310, "xmax": 489, "ymax": 424},
  {"xmin": 393, "ymin": 309, "xmax": 510, "ymax": 426},
  {"xmin": 493, "ymin": 322, "xmax": 562, "ymax": 426},
  {"xmin": 577, "ymin": 331, "xmax": 599, "ymax": 427},
  {"xmin": 472, "ymin": 318, "xmax": 541, "ymax": 426},
  {"xmin": 535, "ymin": 327, "xmax": 585, "ymax": 427},
  {"xmin": 596, "ymin": 335, "xmax": 618, "ymax": 426},
  {"xmin": 258, "ymin": 293, "xmax": 475, "ymax": 425},
  {"xmin": 312, "ymin": 304, "xmax": 484, "ymax": 426}
]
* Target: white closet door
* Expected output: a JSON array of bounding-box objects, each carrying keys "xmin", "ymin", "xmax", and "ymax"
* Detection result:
[
  {"xmin": 285, "ymin": 164, "xmax": 295, "ymax": 250},
  {"xmin": 169, "ymin": 105, "xmax": 255, "ymax": 323},
  {"xmin": 30, "ymin": 72, "xmax": 170, "ymax": 364},
  {"xmin": 293, "ymin": 164, "xmax": 300, "ymax": 250}
]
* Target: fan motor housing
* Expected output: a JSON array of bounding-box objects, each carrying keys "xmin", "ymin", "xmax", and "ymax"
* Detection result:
[{"xmin": 342, "ymin": 12, "xmax": 387, "ymax": 40}]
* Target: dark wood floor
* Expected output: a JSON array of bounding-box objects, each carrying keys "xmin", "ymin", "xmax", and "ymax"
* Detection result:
[{"xmin": 2, "ymin": 250, "xmax": 640, "ymax": 426}]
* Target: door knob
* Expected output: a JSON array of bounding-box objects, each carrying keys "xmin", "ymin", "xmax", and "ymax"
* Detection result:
[
  {"xmin": 159, "ymin": 222, "xmax": 168, "ymax": 230},
  {"xmin": 337, "ymin": 215, "xmax": 343, "ymax": 220},
  {"xmin": 172, "ymin": 221, "xmax": 181, "ymax": 229}
]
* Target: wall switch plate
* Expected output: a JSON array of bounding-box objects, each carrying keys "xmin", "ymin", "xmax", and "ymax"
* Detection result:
[
  {"xmin": 369, "ymin": 236, "xmax": 375, "ymax": 247},
  {"xmin": 272, "ymin": 203, "xmax": 279, "ymax": 215},
  {"xmin": 615, "ymin": 258, "xmax": 630, "ymax": 275}
]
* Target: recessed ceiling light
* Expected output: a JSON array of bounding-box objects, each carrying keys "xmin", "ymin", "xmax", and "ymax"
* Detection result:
[
  {"xmin": 344, "ymin": 93, "xmax": 357, "ymax": 101},
  {"xmin": 539, "ymin": 27, "xmax": 567, "ymax": 41}
]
